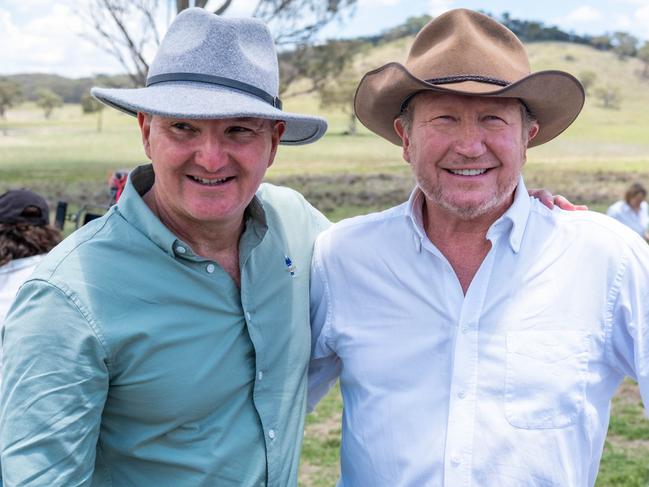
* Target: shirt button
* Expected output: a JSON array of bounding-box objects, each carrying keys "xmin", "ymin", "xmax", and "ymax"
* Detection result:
[
  {"xmin": 457, "ymin": 390, "xmax": 466, "ymax": 399},
  {"xmin": 246, "ymin": 311, "xmax": 252, "ymax": 321},
  {"xmin": 206, "ymin": 263, "xmax": 215, "ymax": 274},
  {"xmin": 268, "ymin": 429, "xmax": 276, "ymax": 440},
  {"xmin": 462, "ymin": 323, "xmax": 475, "ymax": 334},
  {"xmin": 258, "ymin": 370, "xmax": 264, "ymax": 381},
  {"xmin": 176, "ymin": 245, "xmax": 186, "ymax": 254},
  {"xmin": 451, "ymin": 454, "xmax": 461, "ymax": 466}
]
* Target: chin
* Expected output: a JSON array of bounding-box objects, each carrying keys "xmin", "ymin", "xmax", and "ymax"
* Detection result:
[{"xmin": 441, "ymin": 195, "xmax": 508, "ymax": 220}]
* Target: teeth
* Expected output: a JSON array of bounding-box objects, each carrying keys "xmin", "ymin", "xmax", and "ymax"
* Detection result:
[
  {"xmin": 450, "ymin": 168, "xmax": 487, "ymax": 176},
  {"xmin": 191, "ymin": 175, "xmax": 230, "ymax": 185}
]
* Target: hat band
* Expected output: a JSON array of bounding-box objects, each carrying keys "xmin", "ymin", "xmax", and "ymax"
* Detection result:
[
  {"xmin": 426, "ymin": 75, "xmax": 510, "ymax": 87},
  {"xmin": 146, "ymin": 72, "xmax": 283, "ymax": 109}
]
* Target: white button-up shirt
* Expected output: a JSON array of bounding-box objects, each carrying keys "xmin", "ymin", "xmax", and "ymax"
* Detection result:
[
  {"xmin": 606, "ymin": 199, "xmax": 649, "ymax": 237},
  {"xmin": 309, "ymin": 179, "xmax": 649, "ymax": 487}
]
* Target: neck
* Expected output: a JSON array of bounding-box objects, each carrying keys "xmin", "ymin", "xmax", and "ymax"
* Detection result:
[
  {"xmin": 143, "ymin": 189, "xmax": 245, "ymax": 287},
  {"xmin": 422, "ymin": 197, "xmax": 509, "ymax": 295}
]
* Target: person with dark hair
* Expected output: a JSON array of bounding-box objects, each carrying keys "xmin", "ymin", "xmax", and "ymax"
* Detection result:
[
  {"xmin": 607, "ymin": 182, "xmax": 649, "ymax": 241},
  {"xmin": 0, "ymin": 189, "xmax": 62, "ymax": 325}
]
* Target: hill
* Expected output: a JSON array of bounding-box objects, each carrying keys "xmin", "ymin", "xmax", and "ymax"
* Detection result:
[{"xmin": 2, "ymin": 73, "xmax": 134, "ymax": 103}]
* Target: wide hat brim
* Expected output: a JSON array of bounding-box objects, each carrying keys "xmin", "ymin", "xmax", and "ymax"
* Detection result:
[
  {"xmin": 354, "ymin": 62, "xmax": 585, "ymax": 148},
  {"xmin": 92, "ymin": 82, "xmax": 327, "ymax": 146}
]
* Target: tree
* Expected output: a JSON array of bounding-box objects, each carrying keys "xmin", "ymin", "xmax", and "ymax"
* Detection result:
[
  {"xmin": 316, "ymin": 41, "xmax": 368, "ymax": 135},
  {"xmin": 578, "ymin": 70, "xmax": 596, "ymax": 95},
  {"xmin": 590, "ymin": 34, "xmax": 612, "ymax": 51},
  {"xmin": 36, "ymin": 88, "xmax": 64, "ymax": 119},
  {"xmin": 594, "ymin": 85, "xmax": 621, "ymax": 109},
  {"xmin": 611, "ymin": 31, "xmax": 638, "ymax": 60},
  {"xmin": 81, "ymin": 91, "xmax": 106, "ymax": 132},
  {"xmin": 637, "ymin": 41, "xmax": 649, "ymax": 79},
  {"xmin": 0, "ymin": 78, "xmax": 22, "ymax": 136},
  {"xmin": 279, "ymin": 39, "xmax": 363, "ymax": 98},
  {"xmin": 0, "ymin": 78, "xmax": 22, "ymax": 119},
  {"xmin": 78, "ymin": 0, "xmax": 357, "ymax": 87}
]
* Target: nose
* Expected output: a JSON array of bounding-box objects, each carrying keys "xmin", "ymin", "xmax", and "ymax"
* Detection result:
[
  {"xmin": 453, "ymin": 121, "xmax": 486, "ymax": 159},
  {"xmin": 194, "ymin": 133, "xmax": 229, "ymax": 172}
]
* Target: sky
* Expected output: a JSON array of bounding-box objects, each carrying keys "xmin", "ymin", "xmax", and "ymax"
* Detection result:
[{"xmin": 2, "ymin": 0, "xmax": 649, "ymax": 78}]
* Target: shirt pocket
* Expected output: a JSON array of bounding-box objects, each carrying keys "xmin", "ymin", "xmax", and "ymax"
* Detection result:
[{"xmin": 505, "ymin": 330, "xmax": 590, "ymax": 429}]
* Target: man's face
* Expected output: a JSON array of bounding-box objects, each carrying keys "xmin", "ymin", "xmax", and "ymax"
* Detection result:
[
  {"xmin": 395, "ymin": 92, "xmax": 539, "ymax": 220},
  {"xmin": 138, "ymin": 114, "xmax": 284, "ymax": 229}
]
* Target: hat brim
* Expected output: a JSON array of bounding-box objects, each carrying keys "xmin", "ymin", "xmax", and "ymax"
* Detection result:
[
  {"xmin": 92, "ymin": 82, "xmax": 327, "ymax": 146},
  {"xmin": 354, "ymin": 63, "xmax": 585, "ymax": 148}
]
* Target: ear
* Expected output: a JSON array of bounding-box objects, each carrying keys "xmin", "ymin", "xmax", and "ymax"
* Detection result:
[
  {"xmin": 394, "ymin": 118, "xmax": 411, "ymax": 163},
  {"xmin": 137, "ymin": 112, "xmax": 152, "ymax": 160},
  {"xmin": 267, "ymin": 120, "xmax": 285, "ymax": 169},
  {"xmin": 527, "ymin": 121, "xmax": 540, "ymax": 145}
]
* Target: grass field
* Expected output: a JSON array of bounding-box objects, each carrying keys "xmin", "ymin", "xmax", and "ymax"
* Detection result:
[{"xmin": 2, "ymin": 39, "xmax": 649, "ymax": 486}]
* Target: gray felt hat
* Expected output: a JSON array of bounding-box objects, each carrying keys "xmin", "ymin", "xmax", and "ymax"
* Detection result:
[{"xmin": 91, "ymin": 8, "xmax": 327, "ymax": 145}]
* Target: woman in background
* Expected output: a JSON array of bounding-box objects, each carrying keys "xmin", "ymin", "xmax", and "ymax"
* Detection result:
[{"xmin": 607, "ymin": 182, "xmax": 649, "ymax": 242}]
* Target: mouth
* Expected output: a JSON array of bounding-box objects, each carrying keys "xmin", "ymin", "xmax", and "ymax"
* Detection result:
[
  {"xmin": 188, "ymin": 175, "xmax": 235, "ymax": 186},
  {"xmin": 446, "ymin": 168, "xmax": 490, "ymax": 176}
]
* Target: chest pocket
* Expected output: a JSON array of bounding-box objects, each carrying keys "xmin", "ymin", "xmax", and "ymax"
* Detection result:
[{"xmin": 505, "ymin": 330, "xmax": 590, "ymax": 429}]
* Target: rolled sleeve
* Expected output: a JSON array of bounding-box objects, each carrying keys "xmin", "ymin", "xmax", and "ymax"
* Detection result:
[{"xmin": 0, "ymin": 280, "xmax": 109, "ymax": 486}]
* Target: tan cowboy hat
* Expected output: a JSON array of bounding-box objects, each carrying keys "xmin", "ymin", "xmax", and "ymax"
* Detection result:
[{"xmin": 354, "ymin": 8, "xmax": 584, "ymax": 148}]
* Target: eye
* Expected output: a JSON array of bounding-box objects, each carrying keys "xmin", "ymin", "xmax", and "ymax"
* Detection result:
[
  {"xmin": 171, "ymin": 122, "xmax": 197, "ymax": 132},
  {"xmin": 484, "ymin": 115, "xmax": 507, "ymax": 123},
  {"xmin": 227, "ymin": 125, "xmax": 254, "ymax": 134}
]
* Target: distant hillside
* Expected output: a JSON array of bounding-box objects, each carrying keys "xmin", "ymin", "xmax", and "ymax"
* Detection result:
[
  {"xmin": 2, "ymin": 73, "xmax": 134, "ymax": 103},
  {"xmin": 4, "ymin": 11, "xmax": 647, "ymax": 106}
]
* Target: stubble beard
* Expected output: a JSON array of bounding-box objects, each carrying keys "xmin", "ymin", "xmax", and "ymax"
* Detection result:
[{"xmin": 421, "ymin": 173, "xmax": 520, "ymax": 221}]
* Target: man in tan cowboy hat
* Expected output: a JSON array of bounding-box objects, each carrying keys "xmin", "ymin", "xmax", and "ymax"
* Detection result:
[
  {"xmin": 308, "ymin": 9, "xmax": 649, "ymax": 486},
  {"xmin": 0, "ymin": 8, "xmax": 329, "ymax": 486}
]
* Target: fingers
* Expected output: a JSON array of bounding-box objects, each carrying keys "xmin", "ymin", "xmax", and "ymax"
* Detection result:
[
  {"xmin": 553, "ymin": 195, "xmax": 588, "ymax": 211},
  {"xmin": 528, "ymin": 188, "xmax": 554, "ymax": 209},
  {"xmin": 528, "ymin": 189, "xmax": 587, "ymax": 211}
]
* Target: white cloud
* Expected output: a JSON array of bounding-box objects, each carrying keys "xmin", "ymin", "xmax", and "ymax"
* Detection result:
[
  {"xmin": 428, "ymin": 0, "xmax": 455, "ymax": 17},
  {"xmin": 0, "ymin": 3, "xmax": 124, "ymax": 77},
  {"xmin": 561, "ymin": 5, "xmax": 603, "ymax": 23},
  {"xmin": 631, "ymin": 5, "xmax": 649, "ymax": 40}
]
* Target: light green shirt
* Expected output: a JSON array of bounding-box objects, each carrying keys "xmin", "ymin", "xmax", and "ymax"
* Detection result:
[{"xmin": 0, "ymin": 164, "xmax": 330, "ymax": 486}]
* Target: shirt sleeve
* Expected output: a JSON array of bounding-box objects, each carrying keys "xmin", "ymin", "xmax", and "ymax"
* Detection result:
[
  {"xmin": 307, "ymin": 235, "xmax": 341, "ymax": 412},
  {"xmin": 608, "ymin": 242, "xmax": 649, "ymax": 416},
  {"xmin": 0, "ymin": 279, "xmax": 109, "ymax": 486}
]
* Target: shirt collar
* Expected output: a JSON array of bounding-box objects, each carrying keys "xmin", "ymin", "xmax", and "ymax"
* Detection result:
[
  {"xmin": 117, "ymin": 164, "xmax": 268, "ymax": 258},
  {"xmin": 405, "ymin": 175, "xmax": 530, "ymax": 254},
  {"xmin": 486, "ymin": 176, "xmax": 530, "ymax": 253}
]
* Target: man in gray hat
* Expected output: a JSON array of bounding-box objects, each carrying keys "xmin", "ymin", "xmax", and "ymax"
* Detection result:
[
  {"xmin": 1, "ymin": 8, "xmax": 328, "ymax": 486},
  {"xmin": 308, "ymin": 9, "xmax": 649, "ymax": 486}
]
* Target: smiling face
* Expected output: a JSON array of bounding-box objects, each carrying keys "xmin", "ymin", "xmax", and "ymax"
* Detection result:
[
  {"xmin": 138, "ymin": 114, "xmax": 284, "ymax": 234},
  {"xmin": 394, "ymin": 92, "xmax": 538, "ymax": 221}
]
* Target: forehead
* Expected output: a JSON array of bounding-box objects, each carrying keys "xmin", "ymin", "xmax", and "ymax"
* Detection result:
[{"xmin": 410, "ymin": 92, "xmax": 521, "ymax": 113}]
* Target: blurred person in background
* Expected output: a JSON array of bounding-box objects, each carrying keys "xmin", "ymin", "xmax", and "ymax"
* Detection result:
[
  {"xmin": 0, "ymin": 189, "xmax": 62, "ymax": 326},
  {"xmin": 606, "ymin": 182, "xmax": 649, "ymax": 241},
  {"xmin": 0, "ymin": 189, "xmax": 62, "ymax": 399}
]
